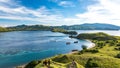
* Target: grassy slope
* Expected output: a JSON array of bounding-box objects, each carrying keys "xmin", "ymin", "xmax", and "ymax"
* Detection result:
[
  {"xmin": 25, "ymin": 32, "xmax": 120, "ymax": 68},
  {"xmin": 0, "ymin": 27, "xmax": 10, "ymax": 32}
]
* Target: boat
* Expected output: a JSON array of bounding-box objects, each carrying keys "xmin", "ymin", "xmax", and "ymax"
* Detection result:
[
  {"xmin": 66, "ymin": 42, "xmax": 71, "ymax": 45},
  {"xmin": 72, "ymin": 49, "xmax": 78, "ymax": 52},
  {"xmin": 74, "ymin": 41, "xmax": 78, "ymax": 43}
]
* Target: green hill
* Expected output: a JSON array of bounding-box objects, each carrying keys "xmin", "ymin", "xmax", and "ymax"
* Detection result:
[
  {"xmin": 8, "ymin": 23, "xmax": 120, "ymax": 31},
  {"xmin": 24, "ymin": 32, "xmax": 120, "ymax": 68},
  {"xmin": 0, "ymin": 27, "xmax": 9, "ymax": 32},
  {"xmin": 76, "ymin": 32, "xmax": 118, "ymax": 40},
  {"xmin": 52, "ymin": 28, "xmax": 77, "ymax": 35}
]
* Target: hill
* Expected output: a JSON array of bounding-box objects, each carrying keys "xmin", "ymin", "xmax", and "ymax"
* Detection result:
[
  {"xmin": 7, "ymin": 25, "xmax": 53, "ymax": 31},
  {"xmin": 76, "ymin": 32, "xmax": 119, "ymax": 40},
  {"xmin": 59, "ymin": 23, "xmax": 120, "ymax": 30},
  {"xmin": 7, "ymin": 23, "xmax": 120, "ymax": 31},
  {"xmin": 0, "ymin": 27, "xmax": 10, "ymax": 32},
  {"xmin": 24, "ymin": 32, "xmax": 120, "ymax": 68},
  {"xmin": 52, "ymin": 28, "xmax": 77, "ymax": 35}
]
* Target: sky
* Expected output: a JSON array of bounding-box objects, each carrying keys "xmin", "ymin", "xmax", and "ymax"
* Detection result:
[{"xmin": 0, "ymin": 0, "xmax": 120, "ymax": 27}]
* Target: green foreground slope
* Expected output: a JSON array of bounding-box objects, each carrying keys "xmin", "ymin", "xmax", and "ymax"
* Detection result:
[{"xmin": 25, "ymin": 32, "xmax": 120, "ymax": 68}]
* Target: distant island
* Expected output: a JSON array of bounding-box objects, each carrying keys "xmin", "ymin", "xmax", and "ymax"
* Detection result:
[
  {"xmin": 22, "ymin": 32, "xmax": 120, "ymax": 68},
  {"xmin": 0, "ymin": 23, "xmax": 120, "ymax": 32},
  {"xmin": 51, "ymin": 28, "xmax": 77, "ymax": 35}
]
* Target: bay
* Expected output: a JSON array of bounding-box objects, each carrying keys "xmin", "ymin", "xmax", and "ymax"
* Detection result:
[
  {"xmin": 1, "ymin": 30, "xmax": 119, "ymax": 68},
  {"xmin": 0, "ymin": 31, "xmax": 92, "ymax": 68}
]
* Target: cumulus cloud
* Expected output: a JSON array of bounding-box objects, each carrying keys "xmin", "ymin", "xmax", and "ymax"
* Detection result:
[
  {"xmin": 0, "ymin": 0, "xmax": 63, "ymax": 26},
  {"xmin": 71, "ymin": 0, "xmax": 120, "ymax": 25},
  {"xmin": 0, "ymin": 0, "xmax": 120, "ymax": 26}
]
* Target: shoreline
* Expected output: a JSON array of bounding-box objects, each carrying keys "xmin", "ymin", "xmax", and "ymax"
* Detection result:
[
  {"xmin": 15, "ymin": 64, "xmax": 27, "ymax": 68},
  {"xmin": 16, "ymin": 40, "xmax": 95, "ymax": 68}
]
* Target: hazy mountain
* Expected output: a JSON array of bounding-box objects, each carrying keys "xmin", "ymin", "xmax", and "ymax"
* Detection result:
[
  {"xmin": 59, "ymin": 23, "xmax": 120, "ymax": 30},
  {"xmin": 6, "ymin": 23, "xmax": 120, "ymax": 31}
]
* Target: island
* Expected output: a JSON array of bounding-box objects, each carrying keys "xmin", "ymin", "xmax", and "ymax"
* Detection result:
[
  {"xmin": 51, "ymin": 28, "xmax": 77, "ymax": 35},
  {"xmin": 20, "ymin": 32, "xmax": 120, "ymax": 68}
]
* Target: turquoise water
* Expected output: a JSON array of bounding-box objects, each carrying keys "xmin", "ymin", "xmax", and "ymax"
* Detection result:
[
  {"xmin": 0, "ymin": 31, "xmax": 92, "ymax": 68},
  {"xmin": 1, "ymin": 30, "xmax": 120, "ymax": 68}
]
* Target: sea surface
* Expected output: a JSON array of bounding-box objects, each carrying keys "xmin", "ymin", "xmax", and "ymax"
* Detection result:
[{"xmin": 0, "ymin": 30, "xmax": 120, "ymax": 68}]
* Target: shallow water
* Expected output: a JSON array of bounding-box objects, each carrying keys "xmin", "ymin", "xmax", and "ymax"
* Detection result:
[
  {"xmin": 1, "ymin": 30, "xmax": 119, "ymax": 68},
  {"xmin": 0, "ymin": 31, "xmax": 92, "ymax": 68}
]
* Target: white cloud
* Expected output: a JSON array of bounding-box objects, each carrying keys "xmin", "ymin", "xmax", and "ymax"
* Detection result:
[
  {"xmin": 0, "ymin": 0, "xmax": 120, "ymax": 26},
  {"xmin": 0, "ymin": 0, "xmax": 63, "ymax": 26},
  {"xmin": 58, "ymin": 1, "xmax": 75, "ymax": 7},
  {"xmin": 70, "ymin": 0, "xmax": 120, "ymax": 25}
]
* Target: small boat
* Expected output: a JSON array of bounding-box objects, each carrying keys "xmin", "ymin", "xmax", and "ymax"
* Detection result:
[
  {"xmin": 74, "ymin": 41, "xmax": 78, "ymax": 43},
  {"xmin": 66, "ymin": 42, "xmax": 71, "ymax": 45},
  {"xmin": 72, "ymin": 49, "xmax": 78, "ymax": 52}
]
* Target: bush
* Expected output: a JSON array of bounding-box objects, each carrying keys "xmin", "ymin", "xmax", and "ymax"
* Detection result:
[
  {"xmin": 25, "ymin": 60, "xmax": 39, "ymax": 68},
  {"xmin": 52, "ymin": 55, "xmax": 70, "ymax": 63},
  {"xmin": 86, "ymin": 58, "xmax": 99, "ymax": 67},
  {"xmin": 116, "ymin": 53, "xmax": 120, "ymax": 58},
  {"xmin": 82, "ymin": 45, "xmax": 87, "ymax": 50},
  {"xmin": 117, "ymin": 43, "xmax": 120, "ymax": 46},
  {"xmin": 78, "ymin": 50, "xmax": 84, "ymax": 55},
  {"xmin": 85, "ymin": 49, "xmax": 99, "ymax": 53},
  {"xmin": 114, "ymin": 47, "xmax": 120, "ymax": 51}
]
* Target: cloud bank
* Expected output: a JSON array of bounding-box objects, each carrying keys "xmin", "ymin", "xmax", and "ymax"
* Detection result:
[{"xmin": 0, "ymin": 0, "xmax": 120, "ymax": 26}]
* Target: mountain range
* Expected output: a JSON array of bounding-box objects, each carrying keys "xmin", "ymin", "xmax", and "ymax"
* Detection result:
[
  {"xmin": 58, "ymin": 23, "xmax": 120, "ymax": 30},
  {"xmin": 0, "ymin": 23, "xmax": 120, "ymax": 32}
]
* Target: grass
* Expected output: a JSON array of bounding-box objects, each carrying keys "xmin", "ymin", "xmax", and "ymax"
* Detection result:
[{"xmin": 25, "ymin": 32, "xmax": 120, "ymax": 68}]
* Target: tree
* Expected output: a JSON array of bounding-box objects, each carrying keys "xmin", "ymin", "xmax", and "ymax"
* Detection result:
[{"xmin": 82, "ymin": 45, "xmax": 87, "ymax": 50}]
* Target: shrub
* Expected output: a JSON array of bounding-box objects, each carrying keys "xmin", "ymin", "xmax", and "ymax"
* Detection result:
[
  {"xmin": 117, "ymin": 43, "xmax": 120, "ymax": 46},
  {"xmin": 85, "ymin": 49, "xmax": 99, "ymax": 53},
  {"xmin": 25, "ymin": 60, "xmax": 39, "ymax": 68},
  {"xmin": 52, "ymin": 55, "xmax": 70, "ymax": 63},
  {"xmin": 114, "ymin": 47, "xmax": 120, "ymax": 51},
  {"xmin": 78, "ymin": 50, "xmax": 85, "ymax": 55},
  {"xmin": 82, "ymin": 45, "xmax": 87, "ymax": 50},
  {"xmin": 86, "ymin": 58, "xmax": 99, "ymax": 67},
  {"xmin": 116, "ymin": 53, "xmax": 120, "ymax": 58}
]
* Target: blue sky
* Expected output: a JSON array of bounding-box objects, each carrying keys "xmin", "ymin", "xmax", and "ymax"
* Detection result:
[{"xmin": 0, "ymin": 0, "xmax": 120, "ymax": 27}]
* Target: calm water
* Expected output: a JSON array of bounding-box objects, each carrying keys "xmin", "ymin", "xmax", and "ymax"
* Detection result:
[
  {"xmin": 0, "ymin": 31, "xmax": 92, "ymax": 68},
  {"xmin": 0, "ymin": 30, "xmax": 120, "ymax": 68}
]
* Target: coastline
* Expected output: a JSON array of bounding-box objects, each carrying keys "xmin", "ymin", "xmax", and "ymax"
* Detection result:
[
  {"xmin": 85, "ymin": 39, "xmax": 96, "ymax": 49},
  {"xmin": 16, "ymin": 40, "xmax": 95, "ymax": 68},
  {"xmin": 15, "ymin": 64, "xmax": 27, "ymax": 68}
]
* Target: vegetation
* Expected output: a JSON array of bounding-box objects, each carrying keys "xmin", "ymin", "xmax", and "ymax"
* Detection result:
[
  {"xmin": 116, "ymin": 53, "xmax": 120, "ymax": 58},
  {"xmin": 57, "ymin": 23, "xmax": 120, "ymax": 30},
  {"xmin": 0, "ymin": 27, "xmax": 10, "ymax": 32},
  {"xmin": 7, "ymin": 25, "xmax": 53, "ymax": 31},
  {"xmin": 4, "ymin": 23, "xmax": 120, "ymax": 32},
  {"xmin": 1, "ymin": 25, "xmax": 77, "ymax": 35},
  {"xmin": 52, "ymin": 28, "xmax": 77, "ymax": 35},
  {"xmin": 81, "ymin": 45, "xmax": 87, "ymax": 50},
  {"xmin": 77, "ymin": 32, "xmax": 118, "ymax": 40},
  {"xmin": 1, "ymin": 23, "xmax": 120, "ymax": 32},
  {"xmin": 25, "ymin": 60, "xmax": 40, "ymax": 68},
  {"xmin": 25, "ymin": 32, "xmax": 120, "ymax": 68},
  {"xmin": 85, "ymin": 58, "xmax": 99, "ymax": 67}
]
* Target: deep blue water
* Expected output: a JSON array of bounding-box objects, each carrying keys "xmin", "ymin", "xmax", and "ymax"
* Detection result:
[
  {"xmin": 1, "ymin": 30, "xmax": 120, "ymax": 68},
  {"xmin": 0, "ymin": 31, "xmax": 93, "ymax": 68}
]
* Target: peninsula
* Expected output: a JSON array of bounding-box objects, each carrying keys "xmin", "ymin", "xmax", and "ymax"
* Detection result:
[{"xmin": 21, "ymin": 32, "xmax": 120, "ymax": 68}]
